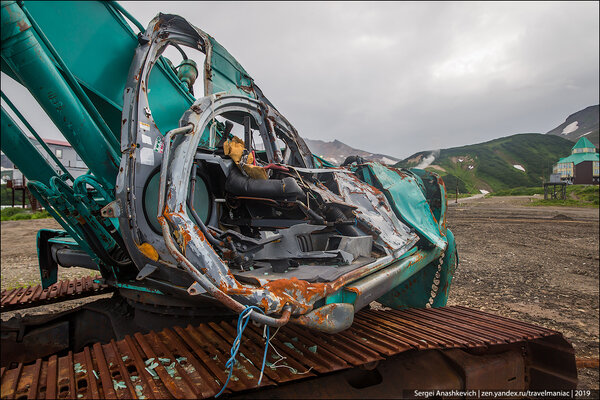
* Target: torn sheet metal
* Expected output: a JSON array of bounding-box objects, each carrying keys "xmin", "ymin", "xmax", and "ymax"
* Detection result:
[
  {"xmin": 365, "ymin": 163, "xmax": 447, "ymax": 250},
  {"xmin": 334, "ymin": 171, "xmax": 418, "ymax": 254}
]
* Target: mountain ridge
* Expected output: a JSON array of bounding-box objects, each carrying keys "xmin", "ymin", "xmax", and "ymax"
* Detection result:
[
  {"xmin": 303, "ymin": 138, "xmax": 399, "ymax": 165},
  {"xmin": 394, "ymin": 133, "xmax": 575, "ymax": 193},
  {"xmin": 546, "ymin": 104, "xmax": 599, "ymax": 146}
]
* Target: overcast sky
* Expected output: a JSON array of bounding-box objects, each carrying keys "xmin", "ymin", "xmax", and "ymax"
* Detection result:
[{"xmin": 2, "ymin": 1, "xmax": 599, "ymax": 159}]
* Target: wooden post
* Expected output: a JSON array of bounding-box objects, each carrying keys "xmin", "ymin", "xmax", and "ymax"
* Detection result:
[{"xmin": 11, "ymin": 186, "xmax": 15, "ymax": 207}]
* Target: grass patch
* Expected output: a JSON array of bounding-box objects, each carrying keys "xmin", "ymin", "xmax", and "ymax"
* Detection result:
[
  {"xmin": 489, "ymin": 186, "xmax": 544, "ymax": 196},
  {"xmin": 4, "ymin": 280, "xmax": 41, "ymax": 291},
  {"xmin": 31, "ymin": 210, "xmax": 51, "ymax": 219},
  {"xmin": 567, "ymin": 185, "xmax": 599, "ymax": 203},
  {"xmin": 527, "ymin": 185, "xmax": 599, "ymax": 207},
  {"xmin": 489, "ymin": 185, "xmax": 598, "ymax": 204},
  {"xmin": 1, "ymin": 207, "xmax": 26, "ymax": 218},
  {"xmin": 1, "ymin": 207, "xmax": 51, "ymax": 221},
  {"xmin": 528, "ymin": 199, "xmax": 598, "ymax": 208},
  {"xmin": 446, "ymin": 193, "xmax": 480, "ymax": 201},
  {"xmin": 12, "ymin": 213, "xmax": 32, "ymax": 220}
]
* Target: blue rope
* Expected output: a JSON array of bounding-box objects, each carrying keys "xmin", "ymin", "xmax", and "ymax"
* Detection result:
[{"xmin": 215, "ymin": 306, "xmax": 270, "ymax": 398}]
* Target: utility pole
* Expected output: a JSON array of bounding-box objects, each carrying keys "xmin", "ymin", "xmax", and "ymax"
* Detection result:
[{"xmin": 455, "ymin": 177, "xmax": 458, "ymax": 203}]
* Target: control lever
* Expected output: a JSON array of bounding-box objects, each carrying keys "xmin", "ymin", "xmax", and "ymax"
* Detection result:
[
  {"xmin": 243, "ymin": 116, "xmax": 251, "ymax": 151},
  {"xmin": 216, "ymin": 120, "xmax": 234, "ymax": 148}
]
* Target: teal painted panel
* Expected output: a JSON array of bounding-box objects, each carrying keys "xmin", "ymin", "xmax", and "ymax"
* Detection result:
[
  {"xmin": 146, "ymin": 60, "xmax": 194, "ymax": 134},
  {"xmin": 367, "ymin": 163, "xmax": 447, "ymax": 250},
  {"xmin": 409, "ymin": 168, "xmax": 447, "ymax": 228},
  {"xmin": 25, "ymin": 1, "xmax": 193, "ymax": 135},
  {"xmin": 207, "ymin": 37, "xmax": 255, "ymax": 97},
  {"xmin": 377, "ymin": 229, "xmax": 457, "ymax": 309},
  {"xmin": 25, "ymin": 1, "xmax": 137, "ymax": 108},
  {"xmin": 313, "ymin": 154, "xmax": 336, "ymax": 169}
]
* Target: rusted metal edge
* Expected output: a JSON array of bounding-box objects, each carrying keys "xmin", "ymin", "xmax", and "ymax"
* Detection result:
[
  {"xmin": 1, "ymin": 276, "xmax": 113, "ymax": 312},
  {"xmin": 576, "ymin": 358, "xmax": 599, "ymax": 369},
  {"xmin": 0, "ymin": 306, "xmax": 575, "ymax": 399}
]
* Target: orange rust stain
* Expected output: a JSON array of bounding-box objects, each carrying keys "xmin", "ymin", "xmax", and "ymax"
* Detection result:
[
  {"xmin": 386, "ymin": 165, "xmax": 410, "ymax": 180},
  {"xmin": 225, "ymin": 270, "xmax": 239, "ymax": 282},
  {"xmin": 260, "ymin": 297, "xmax": 269, "ymax": 311},
  {"xmin": 17, "ymin": 20, "xmax": 30, "ymax": 32},
  {"xmin": 192, "ymin": 225, "xmax": 207, "ymax": 242},
  {"xmin": 345, "ymin": 286, "xmax": 362, "ymax": 295},
  {"xmin": 224, "ymin": 276, "xmax": 336, "ymax": 314},
  {"xmin": 181, "ymin": 229, "xmax": 192, "ymax": 248},
  {"xmin": 313, "ymin": 309, "xmax": 328, "ymax": 324},
  {"xmin": 264, "ymin": 277, "xmax": 327, "ymax": 299}
]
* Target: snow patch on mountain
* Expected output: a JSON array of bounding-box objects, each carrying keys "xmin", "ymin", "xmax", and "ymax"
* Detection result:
[{"xmin": 561, "ymin": 121, "xmax": 579, "ymax": 135}]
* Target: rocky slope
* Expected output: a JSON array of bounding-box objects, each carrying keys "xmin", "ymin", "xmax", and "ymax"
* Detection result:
[
  {"xmin": 547, "ymin": 105, "xmax": 599, "ymax": 147},
  {"xmin": 303, "ymin": 138, "xmax": 399, "ymax": 166}
]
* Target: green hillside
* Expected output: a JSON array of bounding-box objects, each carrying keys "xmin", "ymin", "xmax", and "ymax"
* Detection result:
[{"xmin": 395, "ymin": 133, "xmax": 575, "ymax": 193}]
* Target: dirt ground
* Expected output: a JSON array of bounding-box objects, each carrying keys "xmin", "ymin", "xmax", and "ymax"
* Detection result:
[
  {"xmin": 1, "ymin": 196, "xmax": 598, "ymax": 389},
  {"xmin": 0, "ymin": 219, "xmax": 93, "ymax": 291},
  {"xmin": 446, "ymin": 195, "xmax": 599, "ymax": 389}
]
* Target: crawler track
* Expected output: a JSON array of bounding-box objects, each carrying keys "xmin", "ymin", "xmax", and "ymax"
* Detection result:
[
  {"xmin": 1, "ymin": 276, "xmax": 113, "ymax": 312},
  {"xmin": 0, "ymin": 306, "xmax": 577, "ymax": 399}
]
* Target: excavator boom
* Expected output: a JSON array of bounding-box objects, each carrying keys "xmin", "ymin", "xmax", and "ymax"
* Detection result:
[{"xmin": 0, "ymin": 1, "xmax": 577, "ymax": 396}]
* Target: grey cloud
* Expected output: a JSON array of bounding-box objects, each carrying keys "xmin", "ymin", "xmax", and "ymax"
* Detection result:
[{"xmin": 3, "ymin": 1, "xmax": 598, "ymax": 159}]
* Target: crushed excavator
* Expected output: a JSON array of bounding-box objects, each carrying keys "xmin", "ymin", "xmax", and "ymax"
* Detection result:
[{"xmin": 0, "ymin": 1, "xmax": 577, "ymax": 398}]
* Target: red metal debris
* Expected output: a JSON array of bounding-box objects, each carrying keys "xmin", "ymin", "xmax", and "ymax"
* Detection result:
[
  {"xmin": 0, "ymin": 306, "xmax": 576, "ymax": 399},
  {"xmin": 1, "ymin": 276, "xmax": 113, "ymax": 312}
]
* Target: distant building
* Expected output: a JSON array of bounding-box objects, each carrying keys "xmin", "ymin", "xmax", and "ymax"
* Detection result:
[
  {"xmin": 2, "ymin": 137, "xmax": 88, "ymax": 184},
  {"xmin": 552, "ymin": 137, "xmax": 599, "ymax": 184}
]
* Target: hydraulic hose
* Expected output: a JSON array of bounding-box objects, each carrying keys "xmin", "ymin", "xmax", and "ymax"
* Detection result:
[
  {"xmin": 79, "ymin": 222, "xmax": 132, "ymax": 269},
  {"xmin": 73, "ymin": 174, "xmax": 114, "ymax": 204},
  {"xmin": 294, "ymin": 200, "xmax": 325, "ymax": 224},
  {"xmin": 326, "ymin": 206, "xmax": 363, "ymax": 236},
  {"xmin": 225, "ymin": 166, "xmax": 304, "ymax": 200}
]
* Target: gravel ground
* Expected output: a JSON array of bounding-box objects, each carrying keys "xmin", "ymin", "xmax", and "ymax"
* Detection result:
[
  {"xmin": 1, "ymin": 219, "xmax": 93, "ymax": 291},
  {"xmin": 446, "ymin": 195, "xmax": 599, "ymax": 389},
  {"xmin": 1, "ymin": 196, "xmax": 598, "ymax": 389}
]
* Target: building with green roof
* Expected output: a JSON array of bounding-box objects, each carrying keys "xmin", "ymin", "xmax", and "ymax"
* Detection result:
[{"xmin": 553, "ymin": 137, "xmax": 599, "ymax": 184}]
